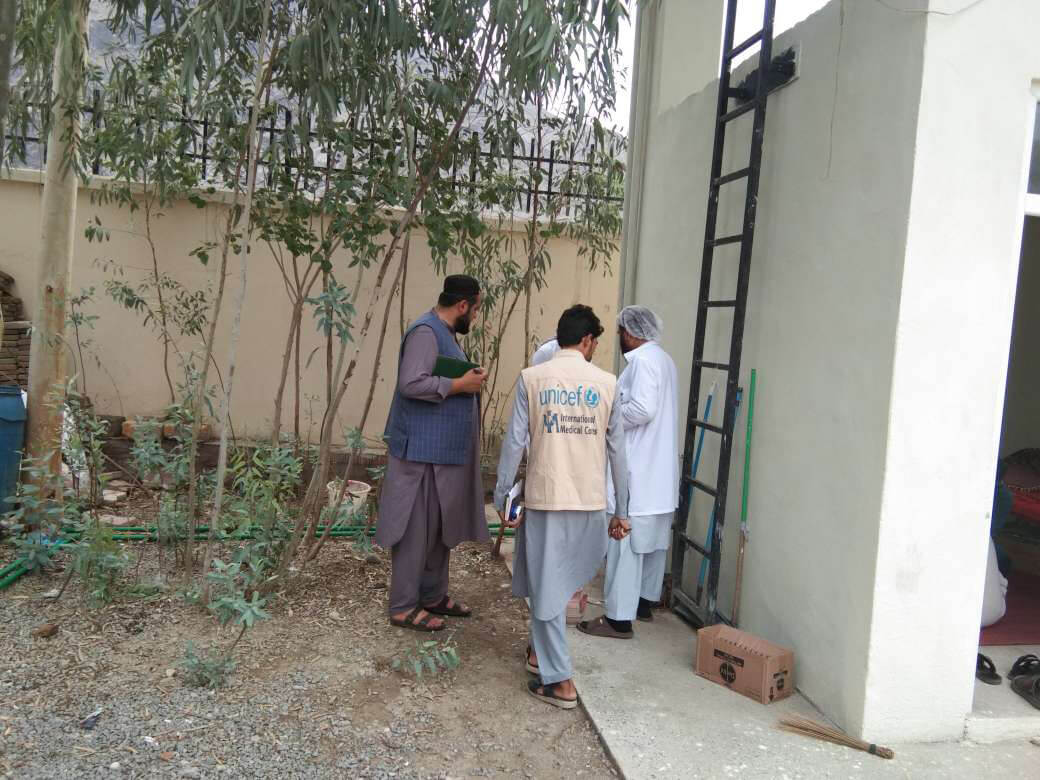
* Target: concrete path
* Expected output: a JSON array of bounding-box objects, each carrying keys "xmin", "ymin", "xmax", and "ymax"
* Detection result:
[
  {"xmin": 493, "ymin": 531, "xmax": 1038, "ymax": 777},
  {"xmin": 571, "ymin": 607, "xmax": 1039, "ymax": 779}
]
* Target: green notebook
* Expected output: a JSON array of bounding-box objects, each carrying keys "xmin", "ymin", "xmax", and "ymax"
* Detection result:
[{"xmin": 433, "ymin": 355, "xmax": 479, "ymax": 379}]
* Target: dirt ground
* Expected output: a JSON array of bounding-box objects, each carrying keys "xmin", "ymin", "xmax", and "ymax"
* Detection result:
[{"xmin": 0, "ymin": 534, "xmax": 618, "ymax": 779}]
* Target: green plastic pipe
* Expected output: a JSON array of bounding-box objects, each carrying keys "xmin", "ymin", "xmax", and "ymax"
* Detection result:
[
  {"xmin": 0, "ymin": 563, "xmax": 28, "ymax": 589},
  {"xmin": 1, "ymin": 523, "xmax": 514, "ymax": 590}
]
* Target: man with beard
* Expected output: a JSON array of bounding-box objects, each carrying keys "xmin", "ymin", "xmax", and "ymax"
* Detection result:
[
  {"xmin": 378, "ymin": 275, "xmax": 490, "ymax": 632},
  {"xmin": 578, "ymin": 305, "xmax": 678, "ymax": 639}
]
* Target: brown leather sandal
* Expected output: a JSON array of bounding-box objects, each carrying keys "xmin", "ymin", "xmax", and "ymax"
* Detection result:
[
  {"xmin": 576, "ymin": 615, "xmax": 633, "ymax": 640},
  {"xmin": 1011, "ymin": 673, "xmax": 1040, "ymax": 711},
  {"xmin": 423, "ymin": 595, "xmax": 472, "ymax": 617},
  {"xmin": 389, "ymin": 607, "xmax": 445, "ymax": 632}
]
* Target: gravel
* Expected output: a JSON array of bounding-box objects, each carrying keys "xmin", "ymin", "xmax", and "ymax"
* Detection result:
[{"xmin": 0, "ymin": 540, "xmax": 617, "ymax": 779}]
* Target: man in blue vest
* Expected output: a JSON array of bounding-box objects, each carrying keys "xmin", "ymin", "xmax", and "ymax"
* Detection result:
[{"xmin": 377, "ymin": 275, "xmax": 490, "ymax": 632}]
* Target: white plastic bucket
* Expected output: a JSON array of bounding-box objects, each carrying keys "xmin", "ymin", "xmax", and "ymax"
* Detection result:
[{"xmin": 326, "ymin": 479, "xmax": 372, "ymax": 515}]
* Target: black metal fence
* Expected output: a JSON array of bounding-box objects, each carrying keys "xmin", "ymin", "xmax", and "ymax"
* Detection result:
[{"xmin": 7, "ymin": 96, "xmax": 625, "ymax": 219}]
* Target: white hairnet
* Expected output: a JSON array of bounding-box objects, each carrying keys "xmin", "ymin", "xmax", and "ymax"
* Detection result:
[{"xmin": 617, "ymin": 305, "xmax": 663, "ymax": 341}]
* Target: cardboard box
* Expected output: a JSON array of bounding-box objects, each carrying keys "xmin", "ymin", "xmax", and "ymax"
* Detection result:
[
  {"xmin": 565, "ymin": 589, "xmax": 588, "ymax": 625},
  {"xmin": 695, "ymin": 625, "xmax": 794, "ymax": 704}
]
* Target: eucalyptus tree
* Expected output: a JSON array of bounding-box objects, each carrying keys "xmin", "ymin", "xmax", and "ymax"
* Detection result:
[
  {"xmin": 294, "ymin": 0, "xmax": 630, "ymax": 566},
  {"xmin": 20, "ymin": 1, "xmax": 627, "ymax": 579},
  {"xmin": 0, "ymin": 1, "xmax": 17, "ymax": 163},
  {"xmin": 10, "ymin": 0, "xmax": 92, "ymax": 485}
]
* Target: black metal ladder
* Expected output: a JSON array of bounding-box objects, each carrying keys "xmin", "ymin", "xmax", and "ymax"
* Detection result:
[{"xmin": 670, "ymin": 0, "xmax": 776, "ymax": 628}]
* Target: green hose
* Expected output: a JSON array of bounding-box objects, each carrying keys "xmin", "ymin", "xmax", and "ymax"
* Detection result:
[
  {"xmin": 0, "ymin": 522, "xmax": 515, "ymax": 590},
  {"xmin": 0, "ymin": 562, "xmax": 28, "ymax": 589}
]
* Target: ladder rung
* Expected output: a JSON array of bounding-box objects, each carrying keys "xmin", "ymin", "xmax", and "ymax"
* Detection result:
[
  {"xmin": 708, "ymin": 233, "xmax": 744, "ymax": 247},
  {"xmin": 682, "ymin": 477, "xmax": 718, "ymax": 498},
  {"xmin": 724, "ymin": 30, "xmax": 764, "ymax": 61},
  {"xmin": 713, "ymin": 168, "xmax": 751, "ymax": 187},
  {"xmin": 719, "ymin": 100, "xmax": 756, "ymax": 124},
  {"xmin": 690, "ymin": 419, "xmax": 724, "ymax": 435},
  {"xmin": 678, "ymin": 533, "xmax": 710, "ymax": 558},
  {"xmin": 694, "ymin": 360, "xmax": 731, "ymax": 371},
  {"xmin": 702, "ymin": 299, "xmax": 737, "ymax": 308}
]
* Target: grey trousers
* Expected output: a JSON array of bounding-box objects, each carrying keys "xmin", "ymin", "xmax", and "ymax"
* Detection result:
[
  {"xmin": 605, "ymin": 536, "xmax": 668, "ymax": 621},
  {"xmin": 530, "ymin": 611, "xmax": 571, "ymax": 685},
  {"xmin": 388, "ymin": 466, "xmax": 450, "ymax": 615}
]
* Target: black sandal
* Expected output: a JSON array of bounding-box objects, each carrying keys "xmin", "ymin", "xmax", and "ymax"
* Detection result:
[
  {"xmin": 1009, "ymin": 654, "xmax": 1040, "ymax": 679},
  {"xmin": 1011, "ymin": 673, "xmax": 1040, "ymax": 710},
  {"xmin": 423, "ymin": 595, "xmax": 472, "ymax": 618},
  {"xmin": 527, "ymin": 679, "xmax": 578, "ymax": 710},
  {"xmin": 976, "ymin": 653, "xmax": 1001, "ymax": 685},
  {"xmin": 389, "ymin": 607, "xmax": 445, "ymax": 633}
]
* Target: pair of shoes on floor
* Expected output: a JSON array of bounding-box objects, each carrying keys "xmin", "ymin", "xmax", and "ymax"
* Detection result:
[{"xmin": 977, "ymin": 652, "xmax": 1040, "ymax": 710}]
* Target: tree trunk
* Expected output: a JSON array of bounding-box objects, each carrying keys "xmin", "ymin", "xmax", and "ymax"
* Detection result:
[
  {"xmin": 26, "ymin": 1, "xmax": 88, "ymax": 482},
  {"xmin": 0, "ymin": 0, "xmax": 17, "ymax": 163},
  {"xmin": 305, "ymin": 235, "xmax": 412, "ymax": 561},
  {"xmin": 323, "ymin": 270, "xmax": 333, "ymax": 406},
  {"xmin": 199, "ymin": 0, "xmax": 274, "ymax": 590},
  {"xmin": 274, "ymin": 24, "xmax": 499, "ymax": 579},
  {"xmin": 271, "ymin": 266, "xmax": 320, "ymax": 445},
  {"xmin": 270, "ymin": 297, "xmax": 303, "ymax": 445},
  {"xmin": 293, "ymin": 302, "xmax": 302, "ymax": 441},
  {"xmin": 144, "ymin": 199, "xmax": 177, "ymax": 404},
  {"xmin": 523, "ymin": 94, "xmax": 544, "ymax": 359},
  {"xmin": 398, "ymin": 229, "xmax": 410, "ymax": 338}
]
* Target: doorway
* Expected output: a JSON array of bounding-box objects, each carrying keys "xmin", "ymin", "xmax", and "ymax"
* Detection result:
[{"xmin": 971, "ymin": 215, "xmax": 1040, "ymax": 739}]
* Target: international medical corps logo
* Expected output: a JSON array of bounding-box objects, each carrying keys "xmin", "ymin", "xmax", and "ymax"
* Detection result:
[
  {"xmin": 537, "ymin": 383, "xmax": 602, "ymax": 436},
  {"xmin": 542, "ymin": 411, "xmax": 560, "ymax": 433}
]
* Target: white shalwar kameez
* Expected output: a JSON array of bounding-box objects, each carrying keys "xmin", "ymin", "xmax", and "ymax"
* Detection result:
[
  {"xmin": 605, "ymin": 341, "xmax": 680, "ymax": 621},
  {"xmin": 530, "ymin": 338, "xmax": 559, "ymax": 367},
  {"xmin": 495, "ymin": 372, "xmax": 629, "ymax": 685}
]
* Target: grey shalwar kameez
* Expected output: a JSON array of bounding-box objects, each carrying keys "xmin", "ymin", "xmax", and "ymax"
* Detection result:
[
  {"xmin": 495, "ymin": 371, "xmax": 630, "ymax": 685},
  {"xmin": 376, "ymin": 324, "xmax": 488, "ymax": 615}
]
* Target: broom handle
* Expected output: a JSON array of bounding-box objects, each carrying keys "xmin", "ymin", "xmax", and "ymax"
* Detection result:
[{"xmin": 732, "ymin": 369, "xmax": 756, "ymax": 626}]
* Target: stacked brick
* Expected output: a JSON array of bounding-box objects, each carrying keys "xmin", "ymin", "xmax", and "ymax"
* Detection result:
[{"xmin": 0, "ymin": 271, "xmax": 31, "ymax": 389}]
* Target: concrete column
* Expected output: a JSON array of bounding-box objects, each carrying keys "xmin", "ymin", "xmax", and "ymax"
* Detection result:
[{"xmin": 860, "ymin": 0, "xmax": 1040, "ymax": 742}]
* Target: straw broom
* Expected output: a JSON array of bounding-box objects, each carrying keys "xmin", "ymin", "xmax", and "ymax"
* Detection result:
[{"xmin": 778, "ymin": 715, "xmax": 895, "ymax": 759}]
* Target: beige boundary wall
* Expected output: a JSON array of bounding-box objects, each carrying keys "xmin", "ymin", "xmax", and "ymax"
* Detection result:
[{"xmin": 0, "ymin": 171, "xmax": 619, "ymax": 446}]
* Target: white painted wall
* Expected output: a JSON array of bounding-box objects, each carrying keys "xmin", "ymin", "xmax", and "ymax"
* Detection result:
[
  {"xmin": 630, "ymin": 0, "xmax": 927, "ymax": 738},
  {"xmin": 649, "ymin": 0, "xmax": 725, "ymax": 116},
  {"xmin": 619, "ymin": 0, "xmax": 839, "ymax": 321},
  {"xmin": 640, "ymin": 0, "xmax": 832, "ymax": 120},
  {"xmin": 732, "ymin": 0, "xmax": 830, "ymax": 63},
  {"xmin": 628, "ymin": 0, "xmax": 1040, "ymax": 743},
  {"xmin": 629, "ymin": 0, "xmax": 1040, "ymax": 741},
  {"xmin": 1000, "ymin": 217, "xmax": 1040, "ymax": 457},
  {"xmin": 864, "ymin": 0, "xmax": 1040, "ymax": 741}
]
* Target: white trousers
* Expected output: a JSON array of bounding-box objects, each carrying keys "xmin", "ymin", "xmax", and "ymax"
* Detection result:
[
  {"xmin": 981, "ymin": 538, "xmax": 1008, "ymax": 628},
  {"xmin": 530, "ymin": 611, "xmax": 571, "ymax": 684},
  {"xmin": 604, "ymin": 535, "xmax": 668, "ymax": 621}
]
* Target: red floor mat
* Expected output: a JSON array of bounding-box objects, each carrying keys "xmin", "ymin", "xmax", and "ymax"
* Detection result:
[{"xmin": 980, "ymin": 571, "xmax": 1040, "ymax": 646}]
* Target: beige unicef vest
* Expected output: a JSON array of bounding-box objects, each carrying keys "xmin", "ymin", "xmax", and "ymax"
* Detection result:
[{"xmin": 522, "ymin": 349, "xmax": 616, "ymax": 511}]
